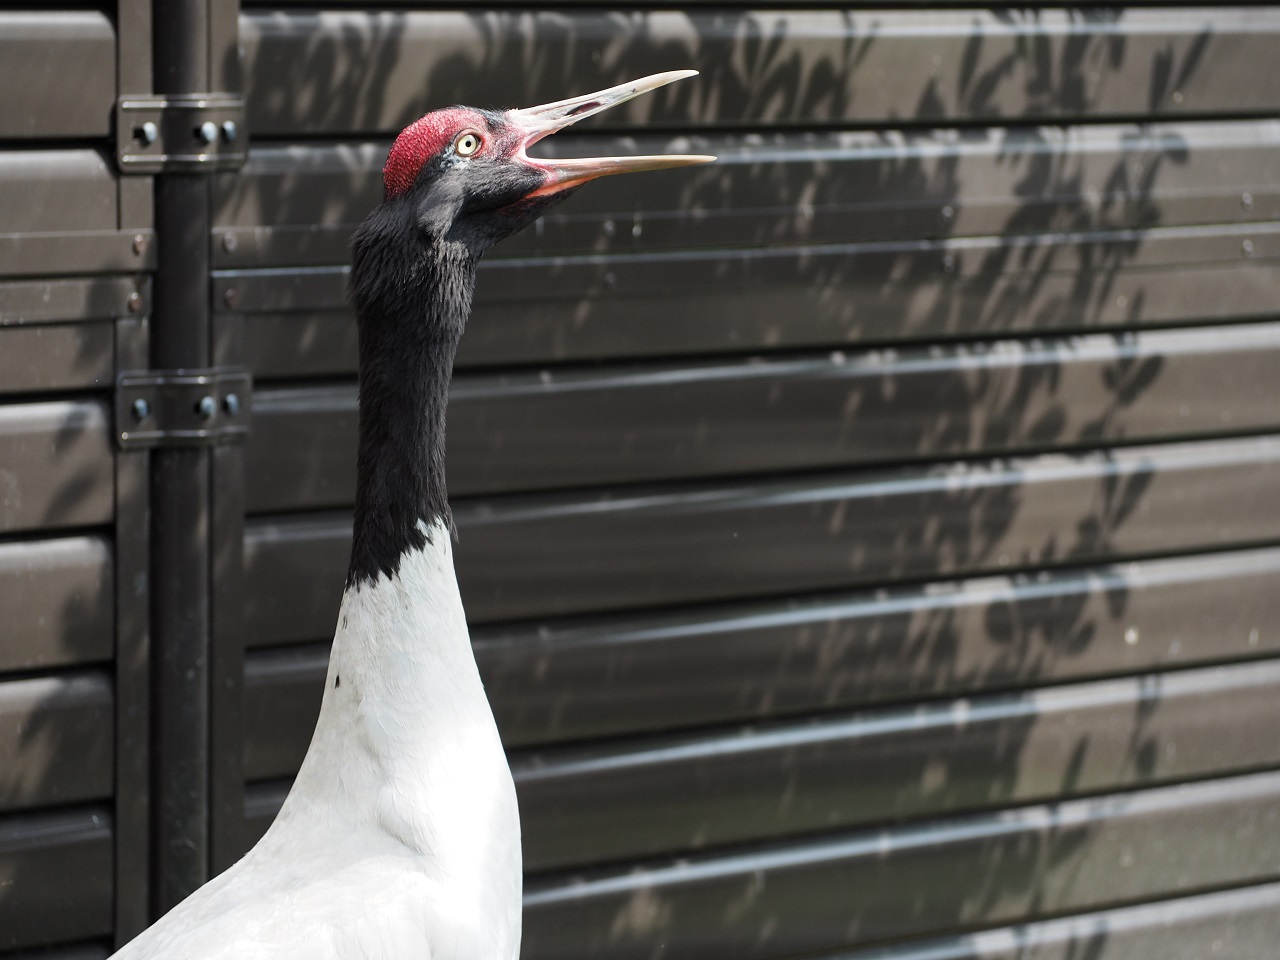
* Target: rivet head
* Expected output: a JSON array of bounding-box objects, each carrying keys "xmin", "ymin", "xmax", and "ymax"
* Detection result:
[
  {"xmin": 223, "ymin": 287, "xmax": 239, "ymax": 309},
  {"xmin": 132, "ymin": 234, "xmax": 147, "ymax": 256},
  {"xmin": 222, "ymin": 233, "xmax": 238, "ymax": 253},
  {"xmin": 223, "ymin": 393, "xmax": 241, "ymax": 416},
  {"xmin": 1242, "ymin": 192, "xmax": 1254, "ymax": 210},
  {"xmin": 197, "ymin": 121, "xmax": 219, "ymax": 145},
  {"xmin": 196, "ymin": 395, "xmax": 217, "ymax": 419},
  {"xmin": 138, "ymin": 121, "xmax": 158, "ymax": 145},
  {"xmin": 221, "ymin": 120, "xmax": 239, "ymax": 143},
  {"xmin": 126, "ymin": 291, "xmax": 143, "ymax": 314},
  {"xmin": 1242, "ymin": 239, "xmax": 1255, "ymax": 257},
  {"xmin": 132, "ymin": 398, "xmax": 151, "ymax": 420}
]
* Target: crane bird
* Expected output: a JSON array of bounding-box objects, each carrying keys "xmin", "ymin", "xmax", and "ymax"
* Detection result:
[{"xmin": 111, "ymin": 71, "xmax": 712, "ymax": 959}]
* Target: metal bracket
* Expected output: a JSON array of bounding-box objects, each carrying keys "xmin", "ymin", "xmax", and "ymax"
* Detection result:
[
  {"xmin": 116, "ymin": 368, "xmax": 252, "ymax": 449},
  {"xmin": 116, "ymin": 95, "xmax": 247, "ymax": 173}
]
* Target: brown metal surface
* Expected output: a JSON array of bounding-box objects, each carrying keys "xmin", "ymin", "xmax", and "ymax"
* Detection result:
[
  {"xmin": 0, "ymin": 152, "xmax": 116, "ymax": 234},
  {"xmin": 213, "ymin": 122, "xmax": 1280, "ymax": 269},
  {"xmin": 518, "ymin": 769, "xmax": 1280, "ymax": 960},
  {"xmin": 7, "ymin": 0, "xmax": 1280, "ymax": 953},
  {"xmin": 241, "ymin": 657, "xmax": 1280, "ymax": 872},
  {"xmin": 112, "ymin": 311, "xmax": 152, "ymax": 943},
  {"xmin": 246, "ymin": 322, "xmax": 1280, "ymax": 511},
  {"xmin": 0, "ymin": 536, "xmax": 113, "ymax": 674},
  {"xmin": 0, "ymin": 401, "xmax": 115, "ymax": 536},
  {"xmin": 826, "ymin": 881, "xmax": 1280, "ymax": 960},
  {"xmin": 240, "ymin": 8, "xmax": 1280, "ymax": 136},
  {"xmin": 0, "ymin": 807, "xmax": 112, "ymax": 952},
  {"xmin": 241, "ymin": 256, "xmax": 1280, "ymax": 373},
  {"xmin": 475, "ymin": 545, "xmax": 1280, "ymax": 746},
  {"xmin": 0, "ymin": 13, "xmax": 115, "ymax": 139},
  {"xmin": 0, "ymin": 325, "xmax": 114, "ymax": 397},
  {"xmin": 240, "ymin": 545, "xmax": 1280, "ymax": 763},
  {"xmin": 0, "ymin": 278, "xmax": 147, "ymax": 326},
  {"xmin": 242, "ymin": 434, "xmax": 1280, "ymax": 638},
  {"xmin": 0, "ymin": 673, "xmax": 113, "ymax": 813}
]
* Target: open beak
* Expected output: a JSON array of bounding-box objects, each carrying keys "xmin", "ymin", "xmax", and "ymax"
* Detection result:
[{"xmin": 508, "ymin": 70, "xmax": 716, "ymax": 197}]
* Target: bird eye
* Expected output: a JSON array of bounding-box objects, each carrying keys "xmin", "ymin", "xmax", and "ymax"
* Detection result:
[{"xmin": 454, "ymin": 132, "xmax": 482, "ymax": 157}]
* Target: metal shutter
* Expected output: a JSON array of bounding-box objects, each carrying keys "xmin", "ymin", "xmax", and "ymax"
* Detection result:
[
  {"xmin": 5, "ymin": 2, "xmax": 1280, "ymax": 958},
  {"xmin": 0, "ymin": 4, "xmax": 152, "ymax": 955}
]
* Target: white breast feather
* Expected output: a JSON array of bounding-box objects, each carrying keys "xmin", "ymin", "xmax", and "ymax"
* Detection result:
[{"xmin": 110, "ymin": 521, "xmax": 522, "ymax": 960}]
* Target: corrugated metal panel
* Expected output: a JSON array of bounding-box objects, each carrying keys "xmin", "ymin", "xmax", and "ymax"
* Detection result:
[
  {"xmin": 246, "ymin": 322, "xmax": 1280, "ymax": 510},
  {"xmin": 0, "ymin": 807, "xmax": 112, "ymax": 952},
  {"xmin": 0, "ymin": 673, "xmax": 113, "ymax": 812},
  {"xmin": 0, "ymin": 152, "xmax": 117, "ymax": 234},
  {"xmin": 243, "ymin": 434, "xmax": 1280, "ymax": 635},
  {"xmin": 477, "ymin": 545, "xmax": 1280, "ymax": 745},
  {"xmin": 0, "ymin": 1, "xmax": 152, "ymax": 946},
  {"xmin": 212, "ymin": 121, "xmax": 1280, "ymax": 268},
  {"xmin": 0, "ymin": 278, "xmax": 145, "ymax": 326},
  {"xmin": 0, "ymin": 537, "xmax": 113, "ymax": 674},
  {"xmin": 824, "ymin": 881, "xmax": 1280, "ymax": 960},
  {"xmin": 513, "ymin": 658, "xmax": 1280, "ymax": 870},
  {"xmin": 1, "ymin": 946, "xmax": 110, "ymax": 960},
  {"xmin": 244, "ymin": 656, "xmax": 1280, "ymax": 870},
  {"xmin": 0, "ymin": 325, "xmax": 115, "ymax": 397},
  {"xmin": 0, "ymin": 13, "xmax": 115, "ymax": 139},
  {"xmin": 241, "ymin": 255, "xmax": 1280, "ymax": 373},
  {"xmin": 240, "ymin": 8, "xmax": 1280, "ymax": 136},
  {"xmin": 518, "ymin": 768, "xmax": 1280, "ymax": 959},
  {"xmin": 242, "ymin": 545, "xmax": 1280, "ymax": 761},
  {"xmin": 0, "ymin": 401, "xmax": 115, "ymax": 536}
]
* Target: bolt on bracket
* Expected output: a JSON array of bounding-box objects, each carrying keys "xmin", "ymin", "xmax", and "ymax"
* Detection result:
[
  {"xmin": 116, "ymin": 367, "xmax": 252, "ymax": 449},
  {"xmin": 116, "ymin": 95, "xmax": 247, "ymax": 173}
]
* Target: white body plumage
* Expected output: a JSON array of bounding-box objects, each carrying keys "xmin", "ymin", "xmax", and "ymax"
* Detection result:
[{"xmin": 111, "ymin": 522, "xmax": 522, "ymax": 960}]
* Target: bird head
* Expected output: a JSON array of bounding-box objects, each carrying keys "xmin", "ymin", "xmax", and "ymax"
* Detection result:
[{"xmin": 376, "ymin": 70, "xmax": 714, "ymax": 254}]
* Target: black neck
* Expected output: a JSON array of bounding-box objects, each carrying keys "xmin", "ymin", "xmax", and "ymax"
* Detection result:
[{"xmin": 346, "ymin": 215, "xmax": 476, "ymax": 588}]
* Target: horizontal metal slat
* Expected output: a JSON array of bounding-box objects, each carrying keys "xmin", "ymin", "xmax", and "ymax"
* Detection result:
[
  {"xmin": 243, "ymin": 644, "xmax": 327, "ymax": 782},
  {"xmin": 459, "ymin": 433, "xmax": 1280, "ymax": 622},
  {"xmin": 824, "ymin": 880, "xmax": 1280, "ymax": 960},
  {"xmin": 0, "ymin": 945, "xmax": 110, "ymax": 960},
  {"xmin": 0, "ymin": 325, "xmax": 114, "ymax": 397},
  {"xmin": 220, "ymin": 222, "xmax": 1280, "ymax": 314},
  {"xmin": 241, "ymin": 8, "xmax": 1280, "ymax": 136},
  {"xmin": 0, "ymin": 808, "xmax": 112, "ymax": 952},
  {"xmin": 244, "ymin": 433, "xmax": 1280, "ymax": 637},
  {"xmin": 0, "ymin": 402, "xmax": 114, "ymax": 535},
  {"xmin": 248, "ymin": 322, "xmax": 1280, "ymax": 511},
  {"xmin": 0, "ymin": 537, "xmax": 112, "ymax": 673},
  {"xmin": 229, "ymin": 219, "xmax": 1280, "ymax": 373},
  {"xmin": 245, "ymin": 254, "xmax": 1280, "ymax": 373},
  {"xmin": 0, "ymin": 14, "xmax": 115, "ymax": 139},
  {"xmin": 244, "ymin": 653, "xmax": 1280, "ymax": 869},
  {"xmin": 213, "ymin": 121, "xmax": 1280, "ymax": 268},
  {"xmin": 512, "ymin": 658, "xmax": 1280, "ymax": 871},
  {"xmin": 0, "ymin": 152, "xmax": 116, "ymax": 236},
  {"xmin": 0, "ymin": 234, "xmax": 156, "ymax": 281},
  {"xmin": 519, "ymin": 769, "xmax": 1280, "ymax": 960},
  {"xmin": 0, "ymin": 278, "xmax": 145, "ymax": 327},
  {"xmin": 0, "ymin": 672, "xmax": 112, "ymax": 813},
  {"xmin": 480, "ymin": 545, "xmax": 1280, "ymax": 745},
  {"xmin": 242, "ymin": 545, "xmax": 1280, "ymax": 766},
  {"xmin": 238, "ymin": 783, "xmax": 1280, "ymax": 959}
]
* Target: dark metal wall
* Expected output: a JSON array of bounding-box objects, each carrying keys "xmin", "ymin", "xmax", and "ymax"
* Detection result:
[
  {"xmin": 0, "ymin": 2, "xmax": 154, "ymax": 953},
  {"xmin": 4, "ymin": 2, "xmax": 1280, "ymax": 958}
]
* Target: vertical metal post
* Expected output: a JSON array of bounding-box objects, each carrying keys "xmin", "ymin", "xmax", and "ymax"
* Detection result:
[{"xmin": 150, "ymin": 0, "xmax": 213, "ymax": 913}]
